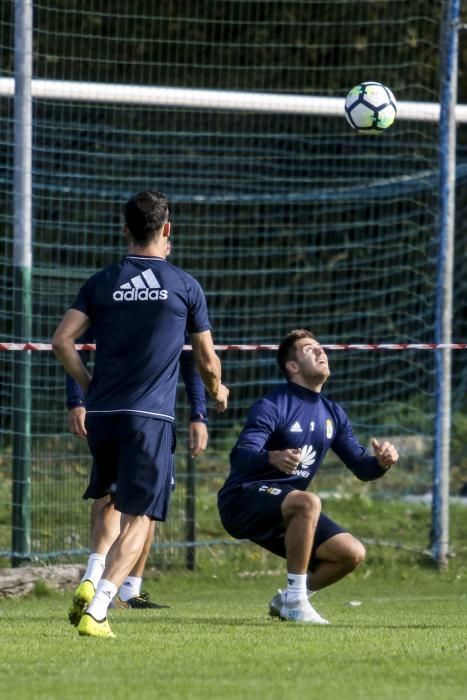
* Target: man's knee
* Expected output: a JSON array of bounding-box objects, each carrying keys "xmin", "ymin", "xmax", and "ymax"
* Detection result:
[
  {"xmin": 314, "ymin": 533, "xmax": 365, "ymax": 572},
  {"xmin": 282, "ymin": 490, "xmax": 321, "ymax": 521},
  {"xmin": 344, "ymin": 537, "xmax": 366, "ymax": 570}
]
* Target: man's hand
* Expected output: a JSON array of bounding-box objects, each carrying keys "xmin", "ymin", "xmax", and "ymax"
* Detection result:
[
  {"xmin": 268, "ymin": 448, "xmax": 301, "ymax": 474},
  {"xmin": 372, "ymin": 438, "xmax": 398, "ymax": 470},
  {"xmin": 188, "ymin": 421, "xmax": 208, "ymax": 457},
  {"xmin": 213, "ymin": 383, "xmax": 229, "ymax": 412},
  {"xmin": 68, "ymin": 406, "xmax": 87, "ymax": 440}
]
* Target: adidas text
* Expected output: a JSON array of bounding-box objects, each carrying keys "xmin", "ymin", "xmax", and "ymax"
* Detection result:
[{"xmin": 113, "ymin": 288, "xmax": 168, "ymax": 302}]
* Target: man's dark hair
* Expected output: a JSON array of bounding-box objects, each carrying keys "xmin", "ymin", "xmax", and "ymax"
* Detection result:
[
  {"xmin": 124, "ymin": 191, "xmax": 170, "ymax": 245},
  {"xmin": 277, "ymin": 329, "xmax": 317, "ymax": 378}
]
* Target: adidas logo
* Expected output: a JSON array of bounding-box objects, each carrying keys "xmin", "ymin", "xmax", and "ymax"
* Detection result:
[
  {"xmin": 113, "ymin": 269, "xmax": 168, "ymax": 301},
  {"xmin": 289, "ymin": 421, "xmax": 303, "ymax": 433}
]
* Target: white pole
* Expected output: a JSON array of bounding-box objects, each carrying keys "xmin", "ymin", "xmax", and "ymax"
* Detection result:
[{"xmin": 12, "ymin": 0, "xmax": 33, "ymax": 566}]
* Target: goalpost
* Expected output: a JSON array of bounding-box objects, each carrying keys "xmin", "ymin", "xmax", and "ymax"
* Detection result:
[
  {"xmin": 2, "ymin": 76, "xmax": 467, "ymax": 122},
  {"xmin": 2, "ymin": 0, "xmax": 465, "ymax": 570}
]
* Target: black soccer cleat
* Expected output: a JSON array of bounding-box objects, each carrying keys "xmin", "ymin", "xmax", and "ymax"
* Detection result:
[{"xmin": 113, "ymin": 591, "xmax": 170, "ymax": 610}]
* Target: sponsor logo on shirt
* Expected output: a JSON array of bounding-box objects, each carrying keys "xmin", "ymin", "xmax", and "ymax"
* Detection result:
[
  {"xmin": 291, "ymin": 444, "xmax": 317, "ymax": 478},
  {"xmin": 299, "ymin": 444, "xmax": 316, "ymax": 466},
  {"xmin": 326, "ymin": 419, "xmax": 333, "ymax": 439},
  {"xmin": 112, "ymin": 269, "xmax": 169, "ymax": 301},
  {"xmin": 289, "ymin": 421, "xmax": 303, "ymax": 433}
]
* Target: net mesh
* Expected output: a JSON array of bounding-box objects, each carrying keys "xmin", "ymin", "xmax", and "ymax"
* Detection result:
[{"xmin": 0, "ymin": 1, "xmax": 466, "ymax": 566}]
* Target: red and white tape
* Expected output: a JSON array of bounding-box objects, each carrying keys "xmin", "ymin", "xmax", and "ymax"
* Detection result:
[{"xmin": 0, "ymin": 343, "xmax": 466, "ymax": 352}]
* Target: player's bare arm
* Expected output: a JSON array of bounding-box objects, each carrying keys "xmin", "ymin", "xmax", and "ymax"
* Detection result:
[
  {"xmin": 268, "ymin": 448, "xmax": 301, "ymax": 474},
  {"xmin": 371, "ymin": 438, "xmax": 399, "ymax": 469},
  {"xmin": 190, "ymin": 330, "xmax": 229, "ymax": 411},
  {"xmin": 52, "ymin": 309, "xmax": 92, "ymax": 393}
]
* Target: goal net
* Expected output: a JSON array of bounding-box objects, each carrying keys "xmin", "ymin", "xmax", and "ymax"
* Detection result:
[{"xmin": 0, "ymin": 1, "xmax": 465, "ymax": 566}]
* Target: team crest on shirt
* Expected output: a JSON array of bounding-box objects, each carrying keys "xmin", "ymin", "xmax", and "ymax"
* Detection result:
[
  {"xmin": 113, "ymin": 269, "xmax": 168, "ymax": 301},
  {"xmin": 326, "ymin": 419, "xmax": 333, "ymax": 439}
]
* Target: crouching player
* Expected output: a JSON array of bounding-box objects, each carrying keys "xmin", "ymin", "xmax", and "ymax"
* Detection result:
[{"xmin": 218, "ymin": 329, "xmax": 398, "ymax": 624}]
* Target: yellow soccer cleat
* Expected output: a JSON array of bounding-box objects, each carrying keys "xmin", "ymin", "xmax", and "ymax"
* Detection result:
[
  {"xmin": 77, "ymin": 613, "xmax": 115, "ymax": 638},
  {"xmin": 68, "ymin": 580, "xmax": 95, "ymax": 627}
]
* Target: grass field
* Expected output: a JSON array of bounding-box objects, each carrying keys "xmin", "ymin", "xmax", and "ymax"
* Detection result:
[
  {"xmin": 1, "ymin": 564, "xmax": 466, "ymax": 700},
  {"xmin": 1, "ymin": 498, "xmax": 466, "ymax": 699}
]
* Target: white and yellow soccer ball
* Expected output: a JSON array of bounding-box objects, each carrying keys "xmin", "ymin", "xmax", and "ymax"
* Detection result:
[{"xmin": 344, "ymin": 82, "xmax": 397, "ymax": 134}]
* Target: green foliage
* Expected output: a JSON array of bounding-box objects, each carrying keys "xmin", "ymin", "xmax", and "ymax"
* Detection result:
[
  {"xmin": 31, "ymin": 579, "xmax": 55, "ymax": 598},
  {"xmin": 0, "ymin": 1, "xmax": 445, "ymax": 97}
]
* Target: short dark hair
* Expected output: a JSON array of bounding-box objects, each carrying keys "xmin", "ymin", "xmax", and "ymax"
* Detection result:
[
  {"xmin": 124, "ymin": 191, "xmax": 169, "ymax": 245},
  {"xmin": 277, "ymin": 329, "xmax": 317, "ymax": 378}
]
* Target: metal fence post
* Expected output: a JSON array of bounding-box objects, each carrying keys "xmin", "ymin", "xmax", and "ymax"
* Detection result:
[
  {"xmin": 12, "ymin": 0, "xmax": 33, "ymax": 567},
  {"xmin": 432, "ymin": 0, "xmax": 460, "ymax": 569},
  {"xmin": 185, "ymin": 452, "xmax": 196, "ymax": 570}
]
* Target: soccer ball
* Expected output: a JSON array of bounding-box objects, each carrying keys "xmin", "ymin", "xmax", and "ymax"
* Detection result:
[{"xmin": 344, "ymin": 82, "xmax": 397, "ymax": 134}]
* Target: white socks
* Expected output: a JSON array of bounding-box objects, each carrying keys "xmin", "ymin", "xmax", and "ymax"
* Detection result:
[
  {"xmin": 82, "ymin": 553, "xmax": 105, "ymax": 589},
  {"xmin": 119, "ymin": 576, "xmax": 142, "ymax": 602},
  {"xmin": 81, "ymin": 552, "xmax": 142, "ymax": 601},
  {"xmin": 286, "ymin": 573, "xmax": 308, "ymax": 604},
  {"xmin": 86, "ymin": 579, "xmax": 118, "ymax": 621}
]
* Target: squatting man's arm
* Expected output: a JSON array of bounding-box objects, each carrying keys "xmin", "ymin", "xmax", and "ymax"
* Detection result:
[{"xmin": 270, "ymin": 440, "xmax": 399, "ymax": 476}]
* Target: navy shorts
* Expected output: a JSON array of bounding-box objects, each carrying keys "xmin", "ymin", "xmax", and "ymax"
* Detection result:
[
  {"xmin": 218, "ymin": 483, "xmax": 346, "ymax": 570},
  {"xmin": 84, "ymin": 414, "xmax": 176, "ymax": 521}
]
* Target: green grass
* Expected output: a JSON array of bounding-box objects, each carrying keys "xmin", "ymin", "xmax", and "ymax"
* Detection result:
[
  {"xmin": 0, "ymin": 566, "xmax": 466, "ymax": 700},
  {"xmin": 1, "ymin": 498, "xmax": 466, "ymax": 698}
]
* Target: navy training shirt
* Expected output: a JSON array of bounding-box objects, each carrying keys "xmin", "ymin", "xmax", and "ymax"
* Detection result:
[
  {"xmin": 219, "ymin": 381, "xmax": 387, "ymax": 497},
  {"xmin": 65, "ymin": 328, "xmax": 208, "ymax": 422},
  {"xmin": 70, "ymin": 255, "xmax": 210, "ymax": 420}
]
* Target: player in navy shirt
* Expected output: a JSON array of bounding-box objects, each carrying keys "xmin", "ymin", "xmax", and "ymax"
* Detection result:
[
  {"xmin": 53, "ymin": 191, "xmax": 229, "ymax": 638},
  {"xmin": 218, "ymin": 329, "xmax": 398, "ymax": 624},
  {"xmin": 66, "ymin": 239, "xmax": 209, "ymax": 612},
  {"xmin": 65, "ymin": 326, "xmax": 208, "ymax": 613}
]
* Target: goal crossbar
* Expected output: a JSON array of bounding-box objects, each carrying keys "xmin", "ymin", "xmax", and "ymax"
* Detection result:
[{"xmin": 1, "ymin": 78, "xmax": 467, "ymax": 123}]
